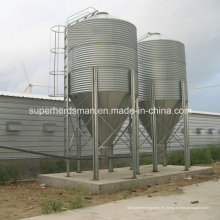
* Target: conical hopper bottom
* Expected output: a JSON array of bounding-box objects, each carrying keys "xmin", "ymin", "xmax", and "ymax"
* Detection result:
[
  {"xmin": 139, "ymin": 100, "xmax": 182, "ymax": 145},
  {"xmin": 70, "ymin": 91, "xmax": 131, "ymax": 149}
]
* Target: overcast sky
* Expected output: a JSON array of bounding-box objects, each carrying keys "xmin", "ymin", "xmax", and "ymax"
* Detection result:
[{"xmin": 0, "ymin": 0, "xmax": 219, "ymax": 112}]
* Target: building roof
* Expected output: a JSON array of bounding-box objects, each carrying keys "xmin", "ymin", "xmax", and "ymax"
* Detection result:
[
  {"xmin": 190, "ymin": 110, "xmax": 220, "ymax": 116},
  {"xmin": 0, "ymin": 91, "xmax": 63, "ymax": 101}
]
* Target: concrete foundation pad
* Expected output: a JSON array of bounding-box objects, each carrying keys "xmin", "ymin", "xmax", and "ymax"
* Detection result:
[{"xmin": 38, "ymin": 165, "xmax": 213, "ymax": 194}]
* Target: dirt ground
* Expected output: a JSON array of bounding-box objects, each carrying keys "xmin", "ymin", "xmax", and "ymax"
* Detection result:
[{"xmin": 0, "ymin": 163, "xmax": 220, "ymax": 220}]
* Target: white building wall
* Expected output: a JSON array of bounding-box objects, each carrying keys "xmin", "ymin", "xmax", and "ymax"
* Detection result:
[{"xmin": 0, "ymin": 94, "xmax": 219, "ymax": 160}]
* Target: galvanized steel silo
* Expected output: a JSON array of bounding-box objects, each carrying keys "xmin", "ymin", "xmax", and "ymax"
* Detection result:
[
  {"xmin": 67, "ymin": 12, "xmax": 138, "ymax": 148},
  {"xmin": 138, "ymin": 39, "xmax": 188, "ymax": 145}
]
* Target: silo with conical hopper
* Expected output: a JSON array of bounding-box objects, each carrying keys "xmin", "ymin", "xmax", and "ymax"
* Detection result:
[
  {"xmin": 66, "ymin": 11, "xmax": 138, "ymax": 179},
  {"xmin": 138, "ymin": 38, "xmax": 189, "ymax": 171}
]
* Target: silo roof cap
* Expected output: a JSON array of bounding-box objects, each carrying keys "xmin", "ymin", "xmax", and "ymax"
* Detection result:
[
  {"xmin": 86, "ymin": 11, "xmax": 116, "ymax": 20},
  {"xmin": 138, "ymin": 32, "xmax": 184, "ymax": 46}
]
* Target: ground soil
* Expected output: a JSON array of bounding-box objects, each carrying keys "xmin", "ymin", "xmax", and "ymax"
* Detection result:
[{"xmin": 0, "ymin": 162, "xmax": 220, "ymax": 220}]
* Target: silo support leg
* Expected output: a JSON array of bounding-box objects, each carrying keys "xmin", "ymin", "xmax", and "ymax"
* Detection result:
[
  {"xmin": 109, "ymin": 144, "xmax": 114, "ymax": 172},
  {"xmin": 64, "ymin": 29, "xmax": 70, "ymax": 177},
  {"xmin": 129, "ymin": 148, "xmax": 133, "ymax": 170},
  {"xmin": 129, "ymin": 114, "xmax": 133, "ymax": 170},
  {"xmin": 163, "ymin": 143, "xmax": 168, "ymax": 166},
  {"xmin": 65, "ymin": 116, "xmax": 70, "ymax": 177},
  {"xmin": 151, "ymin": 80, "xmax": 158, "ymax": 172},
  {"xmin": 92, "ymin": 67, "xmax": 99, "ymax": 180},
  {"xmin": 186, "ymin": 108, "xmax": 191, "ymax": 169},
  {"xmin": 152, "ymin": 113, "xmax": 158, "ymax": 172},
  {"xmin": 65, "ymin": 122, "xmax": 70, "ymax": 176},
  {"xmin": 77, "ymin": 114, "xmax": 81, "ymax": 173},
  {"xmin": 136, "ymin": 99, "xmax": 140, "ymax": 174},
  {"xmin": 65, "ymin": 93, "xmax": 70, "ymax": 177},
  {"xmin": 66, "ymin": 159, "xmax": 70, "ymax": 177},
  {"xmin": 131, "ymin": 69, "xmax": 137, "ymax": 178},
  {"xmin": 181, "ymin": 81, "xmax": 190, "ymax": 171}
]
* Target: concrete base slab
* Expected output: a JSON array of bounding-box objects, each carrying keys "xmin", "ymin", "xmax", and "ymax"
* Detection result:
[{"xmin": 38, "ymin": 165, "xmax": 213, "ymax": 194}]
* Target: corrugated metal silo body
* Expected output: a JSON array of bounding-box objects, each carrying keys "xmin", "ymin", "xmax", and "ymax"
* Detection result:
[
  {"xmin": 67, "ymin": 13, "xmax": 138, "ymax": 147},
  {"xmin": 138, "ymin": 39, "xmax": 188, "ymax": 145}
]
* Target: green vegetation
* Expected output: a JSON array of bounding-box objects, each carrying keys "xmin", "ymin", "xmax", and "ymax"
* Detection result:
[
  {"xmin": 41, "ymin": 185, "xmax": 86, "ymax": 214},
  {"xmin": 208, "ymin": 145, "xmax": 220, "ymax": 162},
  {"xmin": 167, "ymin": 144, "xmax": 220, "ymax": 165},
  {"xmin": 122, "ymin": 190, "xmax": 132, "ymax": 199},
  {"xmin": 140, "ymin": 156, "xmax": 152, "ymax": 165},
  {"xmin": 114, "ymin": 158, "xmax": 130, "ymax": 168},
  {"xmin": 0, "ymin": 161, "xmax": 20, "ymax": 183},
  {"xmin": 0, "ymin": 159, "xmax": 67, "ymax": 184},
  {"xmin": 125, "ymin": 183, "xmax": 135, "ymax": 191},
  {"xmin": 39, "ymin": 158, "xmax": 93, "ymax": 174},
  {"xmin": 1, "ymin": 145, "xmax": 219, "ymax": 185},
  {"xmin": 69, "ymin": 195, "xmax": 84, "ymax": 209},
  {"xmin": 190, "ymin": 148, "xmax": 212, "ymax": 164},
  {"xmin": 61, "ymin": 186, "xmax": 70, "ymax": 194},
  {"xmin": 42, "ymin": 199, "xmax": 64, "ymax": 214},
  {"xmin": 40, "ymin": 159, "xmax": 66, "ymax": 174},
  {"xmin": 167, "ymin": 150, "xmax": 185, "ymax": 165}
]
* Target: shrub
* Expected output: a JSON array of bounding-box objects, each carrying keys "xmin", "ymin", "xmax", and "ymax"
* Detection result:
[
  {"xmin": 167, "ymin": 150, "xmax": 184, "ymax": 165},
  {"xmin": 0, "ymin": 161, "xmax": 20, "ymax": 183},
  {"xmin": 190, "ymin": 148, "xmax": 212, "ymax": 165},
  {"xmin": 0, "ymin": 170, "xmax": 7, "ymax": 183},
  {"xmin": 140, "ymin": 157, "xmax": 152, "ymax": 165},
  {"xmin": 40, "ymin": 159, "xmax": 66, "ymax": 174},
  {"xmin": 208, "ymin": 145, "xmax": 220, "ymax": 161},
  {"xmin": 167, "ymin": 146, "xmax": 218, "ymax": 166}
]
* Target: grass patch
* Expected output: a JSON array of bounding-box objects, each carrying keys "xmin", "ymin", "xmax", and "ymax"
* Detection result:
[
  {"xmin": 62, "ymin": 186, "xmax": 70, "ymax": 194},
  {"xmin": 42, "ymin": 199, "xmax": 64, "ymax": 214},
  {"xmin": 41, "ymin": 189, "xmax": 85, "ymax": 214},
  {"xmin": 69, "ymin": 195, "xmax": 84, "ymax": 209},
  {"xmin": 122, "ymin": 190, "xmax": 132, "ymax": 199}
]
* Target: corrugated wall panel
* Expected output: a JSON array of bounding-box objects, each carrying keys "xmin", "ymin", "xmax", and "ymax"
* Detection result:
[
  {"xmin": 0, "ymin": 95, "xmax": 220, "ymax": 160},
  {"xmin": 0, "ymin": 96, "xmax": 65, "ymax": 159}
]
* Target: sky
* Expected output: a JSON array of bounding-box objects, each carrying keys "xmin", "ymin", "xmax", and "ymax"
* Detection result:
[{"xmin": 0, "ymin": 0, "xmax": 219, "ymax": 112}]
